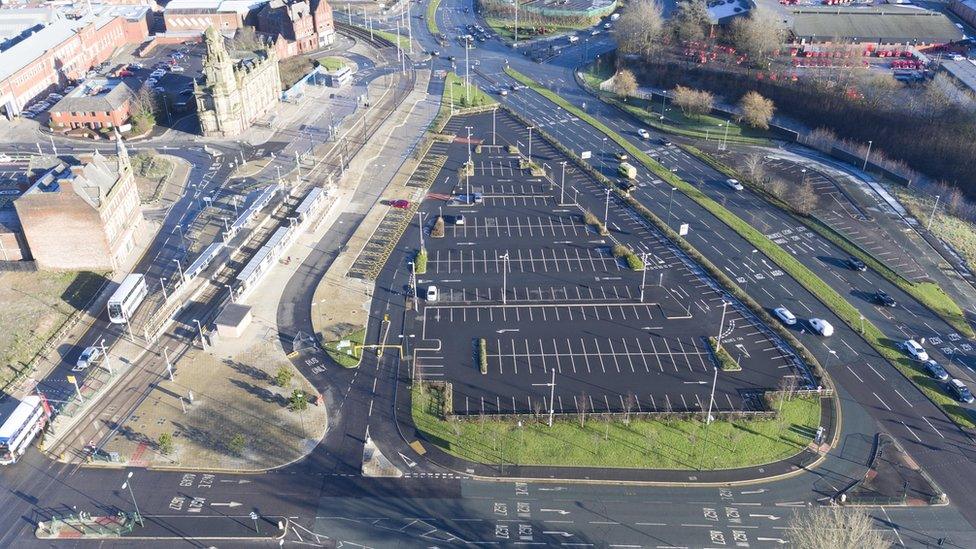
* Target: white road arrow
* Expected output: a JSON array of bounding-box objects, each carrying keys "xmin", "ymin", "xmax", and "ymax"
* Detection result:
[
  {"xmin": 496, "ymin": 329, "xmax": 520, "ymax": 334},
  {"xmin": 537, "ymin": 487, "xmax": 566, "ymax": 492},
  {"xmin": 543, "ymin": 531, "xmax": 574, "ymax": 538},
  {"xmin": 220, "ymin": 479, "xmax": 251, "ymax": 484},
  {"xmin": 757, "ymin": 538, "xmax": 789, "ymax": 545},
  {"xmin": 749, "ymin": 514, "xmax": 780, "ymax": 520},
  {"xmin": 740, "ymin": 489, "xmax": 766, "ymax": 494},
  {"xmin": 398, "ymin": 452, "xmax": 417, "ymax": 468},
  {"xmin": 539, "ymin": 509, "xmax": 570, "ymax": 515},
  {"xmin": 211, "ymin": 502, "xmax": 243, "ymax": 508}
]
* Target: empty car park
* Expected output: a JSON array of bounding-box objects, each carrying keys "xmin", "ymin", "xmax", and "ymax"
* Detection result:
[{"xmin": 404, "ymin": 111, "xmax": 813, "ymax": 416}]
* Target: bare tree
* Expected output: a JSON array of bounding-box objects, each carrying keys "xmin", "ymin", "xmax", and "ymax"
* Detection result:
[
  {"xmin": 742, "ymin": 153, "xmax": 765, "ymax": 184},
  {"xmin": 623, "ymin": 394, "xmax": 637, "ymax": 424},
  {"xmin": 672, "ymin": 85, "xmax": 713, "ymax": 118},
  {"xmin": 612, "ymin": 68, "xmax": 638, "ymax": 98},
  {"xmin": 730, "ymin": 7, "xmax": 787, "ymax": 67},
  {"xmin": 577, "ymin": 392, "xmax": 589, "ymax": 428},
  {"xmin": 738, "ymin": 91, "xmax": 775, "ymax": 130},
  {"xmin": 791, "ymin": 179, "xmax": 819, "ymax": 216},
  {"xmin": 612, "ymin": 0, "xmax": 666, "ymax": 60},
  {"xmin": 788, "ymin": 506, "xmax": 889, "ymax": 549},
  {"xmin": 670, "ymin": 0, "xmax": 711, "ymax": 43}
]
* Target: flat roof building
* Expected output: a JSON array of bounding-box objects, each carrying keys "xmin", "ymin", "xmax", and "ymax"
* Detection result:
[
  {"xmin": 49, "ymin": 77, "xmax": 137, "ymax": 130},
  {"xmin": 790, "ymin": 6, "xmax": 964, "ymax": 46}
]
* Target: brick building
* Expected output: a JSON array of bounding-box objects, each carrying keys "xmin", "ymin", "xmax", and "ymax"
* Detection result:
[
  {"xmin": 49, "ymin": 77, "xmax": 136, "ymax": 130},
  {"xmin": 14, "ymin": 135, "xmax": 143, "ymax": 271},
  {"xmin": 0, "ymin": 5, "xmax": 149, "ymax": 118},
  {"xmin": 163, "ymin": 0, "xmax": 269, "ymax": 33},
  {"xmin": 256, "ymin": 0, "xmax": 334, "ymax": 58}
]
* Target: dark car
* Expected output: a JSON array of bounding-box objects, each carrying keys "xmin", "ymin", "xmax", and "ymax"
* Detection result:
[
  {"xmin": 659, "ymin": 137, "xmax": 672, "ymax": 146},
  {"xmin": 924, "ymin": 360, "xmax": 949, "ymax": 381},
  {"xmin": 948, "ymin": 378, "xmax": 975, "ymax": 404},
  {"xmin": 390, "ymin": 199, "xmax": 411, "ymax": 209},
  {"xmin": 874, "ymin": 289, "xmax": 896, "ymax": 307},
  {"xmin": 846, "ymin": 257, "xmax": 867, "ymax": 271}
]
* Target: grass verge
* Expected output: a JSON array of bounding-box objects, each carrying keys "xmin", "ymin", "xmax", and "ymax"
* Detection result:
[
  {"xmin": 607, "ymin": 96, "xmax": 770, "ymax": 145},
  {"xmin": 426, "ymin": 0, "xmax": 440, "ymax": 35},
  {"xmin": 412, "ymin": 384, "xmax": 820, "ymax": 469},
  {"xmin": 710, "ymin": 337, "xmax": 742, "ymax": 372},
  {"xmin": 681, "ymin": 144, "xmax": 974, "ymax": 340},
  {"xmin": 317, "ymin": 56, "xmax": 346, "ymax": 71},
  {"xmin": 506, "ymin": 66, "xmax": 974, "ymax": 429},
  {"xmin": 352, "ymin": 25, "xmax": 410, "ymax": 49},
  {"xmin": 323, "ymin": 327, "xmax": 365, "ymax": 368},
  {"xmin": 445, "ymin": 72, "xmax": 497, "ymax": 110},
  {"xmin": 414, "ymin": 248, "xmax": 428, "ymax": 274}
]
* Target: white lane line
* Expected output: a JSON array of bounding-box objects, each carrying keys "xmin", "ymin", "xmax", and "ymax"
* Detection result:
[
  {"xmin": 846, "ymin": 365, "xmax": 864, "ymax": 383},
  {"xmin": 893, "ymin": 389, "xmax": 913, "ymax": 408},
  {"xmin": 922, "ymin": 417, "xmax": 944, "ymax": 438},
  {"xmin": 873, "ymin": 392, "xmax": 892, "ymax": 411},
  {"xmin": 901, "ymin": 421, "xmax": 922, "ymax": 442},
  {"xmin": 867, "ymin": 364, "xmax": 886, "ymax": 381}
]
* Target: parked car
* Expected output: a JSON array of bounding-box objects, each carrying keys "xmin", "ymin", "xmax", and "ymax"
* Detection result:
[
  {"xmin": 947, "ymin": 378, "xmax": 974, "ymax": 404},
  {"xmin": 21, "ymin": 111, "xmax": 35, "ymax": 119},
  {"xmin": 391, "ymin": 199, "xmax": 411, "ymax": 209},
  {"xmin": 809, "ymin": 318, "xmax": 834, "ymax": 336},
  {"xmin": 426, "ymin": 285, "xmax": 438, "ymax": 302},
  {"xmin": 924, "ymin": 359, "xmax": 949, "ymax": 381},
  {"xmin": 74, "ymin": 346, "xmax": 101, "ymax": 371},
  {"xmin": 846, "ymin": 257, "xmax": 867, "ymax": 271},
  {"xmin": 591, "ymin": 29, "xmax": 600, "ymax": 36},
  {"xmin": 131, "ymin": 62, "xmax": 144, "ymax": 69},
  {"xmin": 901, "ymin": 339, "xmax": 929, "ymax": 361},
  {"xmin": 446, "ymin": 214, "xmax": 465, "ymax": 225},
  {"xmin": 726, "ymin": 178, "xmax": 744, "ymax": 191},
  {"xmin": 773, "ymin": 307, "xmax": 797, "ymax": 326},
  {"xmin": 170, "ymin": 65, "xmax": 185, "ymax": 73},
  {"xmin": 874, "ymin": 289, "xmax": 896, "ymax": 307},
  {"xmin": 637, "ymin": 128, "xmax": 650, "ymax": 139}
]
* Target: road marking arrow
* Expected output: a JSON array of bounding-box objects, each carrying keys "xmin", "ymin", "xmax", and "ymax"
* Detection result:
[
  {"xmin": 219, "ymin": 479, "xmax": 251, "ymax": 484},
  {"xmin": 398, "ymin": 452, "xmax": 417, "ymax": 468},
  {"xmin": 537, "ymin": 487, "xmax": 566, "ymax": 491},
  {"xmin": 756, "ymin": 538, "xmax": 789, "ymax": 545},
  {"xmin": 539, "ymin": 509, "xmax": 570, "ymax": 515},
  {"xmin": 740, "ymin": 489, "xmax": 766, "ymax": 494},
  {"xmin": 749, "ymin": 514, "xmax": 780, "ymax": 520},
  {"xmin": 542, "ymin": 531, "xmax": 574, "ymax": 537},
  {"xmin": 211, "ymin": 502, "xmax": 243, "ymax": 508}
]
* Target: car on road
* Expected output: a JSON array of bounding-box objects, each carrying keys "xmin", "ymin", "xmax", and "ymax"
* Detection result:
[
  {"xmin": 846, "ymin": 257, "xmax": 867, "ymax": 271},
  {"xmin": 426, "ymin": 285, "xmax": 438, "ymax": 302},
  {"xmin": 874, "ymin": 289, "xmax": 896, "ymax": 307},
  {"xmin": 170, "ymin": 65, "xmax": 185, "ymax": 72},
  {"xmin": 74, "ymin": 346, "xmax": 101, "ymax": 371},
  {"xmin": 391, "ymin": 199, "xmax": 411, "ymax": 209},
  {"xmin": 809, "ymin": 318, "xmax": 834, "ymax": 336},
  {"xmin": 901, "ymin": 339, "xmax": 929, "ymax": 361},
  {"xmin": 603, "ymin": 22, "xmax": 612, "ymax": 29},
  {"xmin": 131, "ymin": 62, "xmax": 144, "ymax": 69},
  {"xmin": 924, "ymin": 359, "xmax": 950, "ymax": 381},
  {"xmin": 591, "ymin": 29, "xmax": 600, "ymax": 35},
  {"xmin": 947, "ymin": 378, "xmax": 974, "ymax": 403},
  {"xmin": 773, "ymin": 307, "xmax": 797, "ymax": 326},
  {"xmin": 499, "ymin": 89, "xmax": 508, "ymax": 96},
  {"xmin": 615, "ymin": 152, "xmax": 629, "ymax": 161},
  {"xmin": 725, "ymin": 178, "xmax": 744, "ymax": 191},
  {"xmin": 659, "ymin": 137, "xmax": 672, "ymax": 146},
  {"xmin": 431, "ymin": 50, "xmax": 440, "ymax": 56},
  {"xmin": 637, "ymin": 128, "xmax": 650, "ymax": 139}
]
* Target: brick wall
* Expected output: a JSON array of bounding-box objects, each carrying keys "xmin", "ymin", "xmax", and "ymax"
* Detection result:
[{"xmin": 15, "ymin": 190, "xmax": 114, "ymax": 271}]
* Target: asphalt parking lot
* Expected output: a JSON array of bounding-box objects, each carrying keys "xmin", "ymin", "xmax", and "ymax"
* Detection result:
[{"xmin": 406, "ymin": 111, "xmax": 811, "ymax": 416}]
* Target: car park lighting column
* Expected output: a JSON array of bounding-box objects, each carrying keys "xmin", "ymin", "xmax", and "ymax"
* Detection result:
[
  {"xmin": 532, "ymin": 369, "xmax": 557, "ymax": 427},
  {"xmin": 640, "ymin": 252, "xmax": 649, "ymax": 302},
  {"xmin": 500, "ymin": 252, "xmax": 510, "ymax": 305},
  {"xmin": 417, "ymin": 211, "xmax": 425, "ymax": 252},
  {"xmin": 716, "ymin": 300, "xmax": 729, "ymax": 352},
  {"xmin": 604, "ymin": 188, "xmax": 611, "ymax": 227},
  {"xmin": 559, "ymin": 161, "xmax": 567, "ymax": 205},
  {"xmin": 527, "ymin": 126, "xmax": 534, "ymax": 165},
  {"xmin": 121, "ymin": 472, "xmax": 145, "ymax": 527},
  {"xmin": 928, "ymin": 194, "xmax": 941, "ymax": 231},
  {"xmin": 98, "ymin": 338, "xmax": 113, "ymax": 375},
  {"xmin": 698, "ymin": 366, "xmax": 719, "ymax": 471}
]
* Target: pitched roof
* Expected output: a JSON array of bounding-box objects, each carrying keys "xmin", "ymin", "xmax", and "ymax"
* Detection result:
[
  {"xmin": 791, "ymin": 6, "xmax": 964, "ymax": 43},
  {"xmin": 50, "ymin": 78, "xmax": 136, "ymax": 114}
]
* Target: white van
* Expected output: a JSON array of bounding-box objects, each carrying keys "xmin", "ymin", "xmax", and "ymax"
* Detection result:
[
  {"xmin": 902, "ymin": 339, "xmax": 928, "ymax": 361},
  {"xmin": 427, "ymin": 285, "xmax": 439, "ymax": 302},
  {"xmin": 568, "ymin": 35, "xmax": 579, "ymax": 43}
]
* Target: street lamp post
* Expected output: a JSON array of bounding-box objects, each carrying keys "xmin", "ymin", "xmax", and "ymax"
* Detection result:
[
  {"xmin": 698, "ymin": 366, "xmax": 719, "ymax": 470},
  {"xmin": 224, "ymin": 283, "xmax": 235, "ymax": 303},
  {"xmin": 716, "ymin": 300, "xmax": 729, "ymax": 351},
  {"xmin": 173, "ymin": 225, "xmax": 186, "ymax": 253},
  {"xmin": 121, "ymin": 472, "xmax": 144, "ymax": 527},
  {"xmin": 639, "ymin": 252, "xmax": 649, "ymax": 302},
  {"xmin": 927, "ymin": 194, "xmax": 941, "ymax": 231},
  {"xmin": 99, "ymin": 338, "xmax": 112, "ymax": 375},
  {"xmin": 527, "ymin": 126, "xmax": 534, "ymax": 165},
  {"xmin": 604, "ymin": 187, "xmax": 611, "ymax": 227},
  {"xmin": 417, "ymin": 211, "xmax": 425, "ymax": 252},
  {"xmin": 193, "ymin": 318, "xmax": 205, "ymax": 350},
  {"xmin": 173, "ymin": 258, "xmax": 186, "ymax": 286},
  {"xmin": 666, "ymin": 186, "xmax": 677, "ymax": 228},
  {"xmin": 863, "ymin": 140, "xmax": 873, "ymax": 171},
  {"xmin": 719, "ymin": 121, "xmax": 730, "ymax": 151},
  {"xmin": 559, "ymin": 161, "xmax": 567, "ymax": 204},
  {"xmin": 532, "ymin": 369, "xmax": 557, "ymax": 427},
  {"xmin": 159, "ymin": 277, "xmax": 168, "ymax": 301},
  {"xmin": 500, "ymin": 252, "xmax": 510, "ymax": 305}
]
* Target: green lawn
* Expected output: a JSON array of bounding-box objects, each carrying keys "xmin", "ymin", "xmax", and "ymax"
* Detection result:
[
  {"xmin": 484, "ymin": 16, "xmax": 591, "ymax": 42},
  {"xmin": 413, "ymin": 385, "xmax": 821, "ymax": 469},
  {"xmin": 444, "ymin": 72, "xmax": 496, "ymax": 109},
  {"xmin": 426, "ymin": 0, "xmax": 440, "ymax": 35},
  {"xmin": 610, "ymin": 97, "xmax": 770, "ymax": 145},
  {"xmin": 323, "ymin": 327, "xmax": 366, "ymax": 368},
  {"xmin": 317, "ymin": 56, "xmax": 346, "ymax": 72},
  {"xmin": 505, "ymin": 66, "xmax": 976, "ymax": 430},
  {"xmin": 353, "ymin": 25, "xmax": 411, "ymax": 49}
]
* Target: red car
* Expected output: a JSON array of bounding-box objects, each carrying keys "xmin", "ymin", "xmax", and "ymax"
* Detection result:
[{"xmin": 391, "ymin": 199, "xmax": 411, "ymax": 209}]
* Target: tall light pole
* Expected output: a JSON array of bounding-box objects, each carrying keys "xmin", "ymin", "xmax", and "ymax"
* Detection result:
[
  {"xmin": 193, "ymin": 318, "xmax": 205, "ymax": 349},
  {"xmin": 603, "ymin": 187, "xmax": 611, "ymax": 227},
  {"xmin": 698, "ymin": 366, "xmax": 719, "ymax": 471},
  {"xmin": 719, "ymin": 121, "xmax": 730, "ymax": 151},
  {"xmin": 716, "ymin": 300, "xmax": 728, "ymax": 352},
  {"xmin": 99, "ymin": 338, "xmax": 112, "ymax": 375},
  {"xmin": 121, "ymin": 472, "xmax": 144, "ymax": 527},
  {"xmin": 927, "ymin": 194, "xmax": 941, "ymax": 231},
  {"xmin": 465, "ymin": 41, "xmax": 471, "ymax": 104},
  {"xmin": 492, "ymin": 108, "xmax": 497, "ymax": 145},
  {"xmin": 500, "ymin": 252, "xmax": 510, "ymax": 305},
  {"xmin": 159, "ymin": 277, "xmax": 168, "ymax": 301},
  {"xmin": 172, "ymin": 258, "xmax": 186, "ymax": 286},
  {"xmin": 862, "ymin": 140, "xmax": 873, "ymax": 171},
  {"xmin": 417, "ymin": 211, "xmax": 425, "ymax": 252},
  {"xmin": 527, "ymin": 126, "xmax": 534, "ymax": 165},
  {"xmin": 532, "ymin": 369, "xmax": 557, "ymax": 427},
  {"xmin": 173, "ymin": 224, "xmax": 186, "ymax": 252},
  {"xmin": 666, "ymin": 186, "xmax": 677, "ymax": 228},
  {"xmin": 466, "ymin": 126, "xmax": 473, "ymax": 165},
  {"xmin": 408, "ymin": 261, "xmax": 417, "ymax": 312},
  {"xmin": 514, "ymin": 0, "xmax": 519, "ymax": 46},
  {"xmin": 639, "ymin": 252, "xmax": 649, "ymax": 302},
  {"xmin": 559, "ymin": 161, "xmax": 567, "ymax": 204}
]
